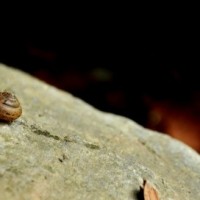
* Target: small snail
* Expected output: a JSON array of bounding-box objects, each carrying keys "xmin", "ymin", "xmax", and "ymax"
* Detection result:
[{"xmin": 0, "ymin": 92, "xmax": 22, "ymax": 122}]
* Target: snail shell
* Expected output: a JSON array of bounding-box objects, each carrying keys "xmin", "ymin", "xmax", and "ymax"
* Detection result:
[{"xmin": 0, "ymin": 92, "xmax": 22, "ymax": 122}]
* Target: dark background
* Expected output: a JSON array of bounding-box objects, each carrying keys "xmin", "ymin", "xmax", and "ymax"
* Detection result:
[{"xmin": 1, "ymin": 14, "xmax": 200, "ymax": 152}]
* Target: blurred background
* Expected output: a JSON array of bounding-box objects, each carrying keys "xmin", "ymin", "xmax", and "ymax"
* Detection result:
[{"xmin": 1, "ymin": 14, "xmax": 200, "ymax": 153}]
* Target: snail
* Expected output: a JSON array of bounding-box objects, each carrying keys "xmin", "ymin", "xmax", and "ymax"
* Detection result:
[{"xmin": 0, "ymin": 92, "xmax": 22, "ymax": 122}]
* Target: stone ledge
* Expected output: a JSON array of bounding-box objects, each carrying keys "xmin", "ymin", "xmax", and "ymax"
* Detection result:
[{"xmin": 0, "ymin": 63, "xmax": 200, "ymax": 200}]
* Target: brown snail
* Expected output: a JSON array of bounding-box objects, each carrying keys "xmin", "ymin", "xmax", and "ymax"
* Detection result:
[{"xmin": 0, "ymin": 92, "xmax": 22, "ymax": 122}]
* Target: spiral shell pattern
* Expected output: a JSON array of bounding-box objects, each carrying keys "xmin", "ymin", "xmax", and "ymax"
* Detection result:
[{"xmin": 0, "ymin": 92, "xmax": 22, "ymax": 122}]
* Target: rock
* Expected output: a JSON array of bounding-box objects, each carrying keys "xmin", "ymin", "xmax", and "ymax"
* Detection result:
[{"xmin": 0, "ymin": 63, "xmax": 200, "ymax": 200}]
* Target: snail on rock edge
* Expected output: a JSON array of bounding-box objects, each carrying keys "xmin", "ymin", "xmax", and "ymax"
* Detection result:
[{"xmin": 0, "ymin": 92, "xmax": 22, "ymax": 122}]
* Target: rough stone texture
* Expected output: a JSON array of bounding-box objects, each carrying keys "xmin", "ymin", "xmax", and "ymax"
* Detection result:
[{"xmin": 0, "ymin": 63, "xmax": 200, "ymax": 200}]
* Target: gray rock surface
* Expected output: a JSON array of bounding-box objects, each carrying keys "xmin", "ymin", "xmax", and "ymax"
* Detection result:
[{"xmin": 0, "ymin": 63, "xmax": 200, "ymax": 200}]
